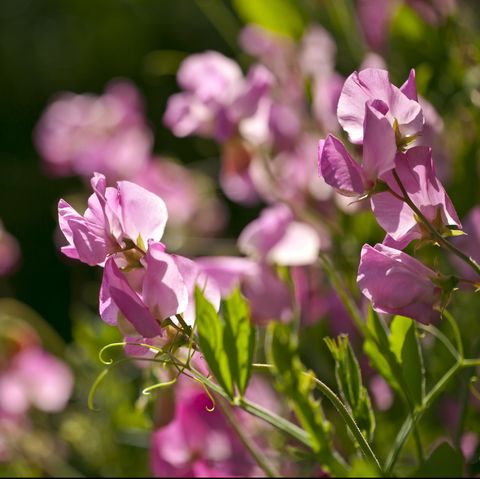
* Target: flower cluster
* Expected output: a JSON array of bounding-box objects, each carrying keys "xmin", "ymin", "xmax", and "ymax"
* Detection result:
[{"xmin": 319, "ymin": 67, "xmax": 462, "ymax": 323}]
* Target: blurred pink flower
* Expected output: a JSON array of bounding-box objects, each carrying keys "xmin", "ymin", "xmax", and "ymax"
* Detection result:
[
  {"xmin": 150, "ymin": 385, "xmax": 258, "ymax": 477},
  {"xmin": 0, "ymin": 222, "xmax": 20, "ymax": 276},
  {"xmin": 238, "ymin": 204, "xmax": 321, "ymax": 266},
  {"xmin": 0, "ymin": 347, "xmax": 72, "ymax": 417},
  {"xmin": 196, "ymin": 256, "xmax": 293, "ymax": 324},
  {"xmin": 35, "ymin": 80, "xmax": 152, "ymax": 179},
  {"xmin": 164, "ymin": 51, "xmax": 273, "ymax": 143}
]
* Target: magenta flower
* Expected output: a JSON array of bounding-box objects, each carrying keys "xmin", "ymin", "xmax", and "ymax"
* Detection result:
[
  {"xmin": 196, "ymin": 256, "xmax": 293, "ymax": 324},
  {"xmin": 318, "ymin": 106, "xmax": 397, "ymax": 195},
  {"xmin": 370, "ymin": 146, "xmax": 461, "ymax": 248},
  {"xmin": 164, "ymin": 51, "xmax": 273, "ymax": 143},
  {"xmin": 150, "ymin": 384, "xmax": 259, "ymax": 477},
  {"xmin": 58, "ymin": 173, "xmax": 168, "ymax": 266},
  {"xmin": 0, "ymin": 221, "xmax": 20, "ymax": 276},
  {"xmin": 35, "ymin": 80, "xmax": 152, "ymax": 179},
  {"xmin": 452, "ymin": 206, "xmax": 480, "ymax": 280},
  {"xmin": 100, "ymin": 242, "xmax": 220, "ymax": 339},
  {"xmin": 238, "ymin": 204, "xmax": 321, "ymax": 266},
  {"xmin": 0, "ymin": 347, "xmax": 73, "ymax": 416},
  {"xmin": 357, "ymin": 243, "xmax": 441, "ymax": 323},
  {"xmin": 337, "ymin": 68, "xmax": 424, "ymax": 146}
]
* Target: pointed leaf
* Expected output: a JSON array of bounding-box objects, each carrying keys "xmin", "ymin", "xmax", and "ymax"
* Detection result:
[
  {"xmin": 222, "ymin": 287, "xmax": 256, "ymax": 397},
  {"xmin": 195, "ymin": 286, "xmax": 234, "ymax": 399}
]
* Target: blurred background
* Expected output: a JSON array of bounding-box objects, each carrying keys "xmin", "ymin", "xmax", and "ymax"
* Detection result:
[
  {"xmin": 2, "ymin": 0, "xmax": 480, "ymax": 339},
  {"xmin": 2, "ymin": 0, "xmax": 480, "ymax": 476}
]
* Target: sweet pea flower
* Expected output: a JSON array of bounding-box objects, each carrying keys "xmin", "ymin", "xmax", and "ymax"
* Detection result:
[
  {"xmin": 196, "ymin": 256, "xmax": 293, "ymax": 324},
  {"xmin": 452, "ymin": 206, "xmax": 480, "ymax": 280},
  {"xmin": 370, "ymin": 146, "xmax": 461, "ymax": 249},
  {"xmin": 0, "ymin": 221, "xmax": 21, "ymax": 276},
  {"xmin": 35, "ymin": 80, "xmax": 152, "ymax": 179},
  {"xmin": 357, "ymin": 243, "xmax": 441, "ymax": 323},
  {"xmin": 238, "ymin": 204, "xmax": 321, "ymax": 266},
  {"xmin": 337, "ymin": 68, "xmax": 424, "ymax": 146},
  {"xmin": 150, "ymin": 384, "xmax": 258, "ymax": 477},
  {"xmin": 0, "ymin": 347, "xmax": 73, "ymax": 417},
  {"xmin": 164, "ymin": 51, "xmax": 273, "ymax": 143},
  {"xmin": 318, "ymin": 104, "xmax": 397, "ymax": 196},
  {"xmin": 100, "ymin": 242, "xmax": 220, "ymax": 340},
  {"xmin": 58, "ymin": 173, "xmax": 168, "ymax": 266}
]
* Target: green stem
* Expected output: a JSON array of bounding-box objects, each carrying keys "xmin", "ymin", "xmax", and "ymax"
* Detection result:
[
  {"xmin": 385, "ymin": 358, "xmax": 480, "ymax": 473},
  {"xmin": 317, "ymin": 253, "xmax": 369, "ymax": 337},
  {"xmin": 392, "ymin": 170, "xmax": 480, "ymax": 277},
  {"xmin": 253, "ymin": 363, "xmax": 383, "ymax": 475},
  {"xmin": 218, "ymin": 398, "xmax": 281, "ymax": 478},
  {"xmin": 188, "ymin": 367, "xmax": 312, "ymax": 447}
]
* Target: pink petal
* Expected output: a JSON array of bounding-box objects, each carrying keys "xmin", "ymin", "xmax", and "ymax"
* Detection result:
[
  {"xmin": 318, "ymin": 134, "xmax": 367, "ymax": 195},
  {"xmin": 142, "ymin": 242, "xmax": 188, "ymax": 320},
  {"xmin": 362, "ymin": 101, "xmax": 397, "ymax": 180},
  {"xmin": 116, "ymin": 181, "xmax": 168, "ymax": 247},
  {"xmin": 103, "ymin": 258, "xmax": 162, "ymax": 338}
]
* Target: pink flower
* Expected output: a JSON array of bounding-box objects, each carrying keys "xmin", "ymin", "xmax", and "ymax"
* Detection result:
[
  {"xmin": 452, "ymin": 206, "xmax": 480, "ymax": 280},
  {"xmin": 370, "ymin": 146, "xmax": 461, "ymax": 248},
  {"xmin": 164, "ymin": 51, "xmax": 273, "ymax": 143},
  {"xmin": 58, "ymin": 173, "xmax": 168, "ymax": 266},
  {"xmin": 35, "ymin": 80, "xmax": 152, "ymax": 179},
  {"xmin": 0, "ymin": 347, "xmax": 73, "ymax": 416},
  {"xmin": 196, "ymin": 256, "xmax": 293, "ymax": 324},
  {"xmin": 100, "ymin": 242, "xmax": 220, "ymax": 339},
  {"xmin": 337, "ymin": 68, "xmax": 424, "ymax": 146},
  {"xmin": 318, "ymin": 105, "xmax": 397, "ymax": 194},
  {"xmin": 238, "ymin": 204, "xmax": 321, "ymax": 266},
  {"xmin": 357, "ymin": 243, "xmax": 441, "ymax": 323},
  {"xmin": 150, "ymin": 384, "xmax": 258, "ymax": 477},
  {"xmin": 0, "ymin": 222, "xmax": 20, "ymax": 276}
]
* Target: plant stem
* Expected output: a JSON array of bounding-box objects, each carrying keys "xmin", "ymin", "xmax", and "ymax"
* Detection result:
[
  {"xmin": 317, "ymin": 253, "xmax": 369, "ymax": 337},
  {"xmin": 188, "ymin": 366, "xmax": 312, "ymax": 448},
  {"xmin": 385, "ymin": 357, "xmax": 480, "ymax": 473},
  {"xmin": 392, "ymin": 170, "xmax": 480, "ymax": 277},
  {"xmin": 218, "ymin": 398, "xmax": 281, "ymax": 478},
  {"xmin": 253, "ymin": 363, "xmax": 383, "ymax": 475}
]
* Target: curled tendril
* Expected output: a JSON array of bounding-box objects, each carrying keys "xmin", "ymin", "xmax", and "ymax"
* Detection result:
[
  {"xmin": 98, "ymin": 341, "xmax": 165, "ymax": 365},
  {"xmin": 88, "ymin": 368, "xmax": 111, "ymax": 411},
  {"xmin": 191, "ymin": 376, "xmax": 216, "ymax": 412},
  {"xmin": 88, "ymin": 356, "xmax": 173, "ymax": 411},
  {"xmin": 469, "ymin": 376, "xmax": 480, "ymax": 401},
  {"xmin": 142, "ymin": 378, "xmax": 178, "ymax": 395}
]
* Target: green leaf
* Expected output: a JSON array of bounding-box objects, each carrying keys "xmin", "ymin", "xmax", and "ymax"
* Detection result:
[
  {"xmin": 232, "ymin": 0, "xmax": 305, "ymax": 38},
  {"xmin": 363, "ymin": 308, "xmax": 399, "ymax": 391},
  {"xmin": 390, "ymin": 316, "xmax": 425, "ymax": 406},
  {"xmin": 326, "ymin": 335, "xmax": 375, "ymax": 441},
  {"xmin": 195, "ymin": 287, "xmax": 234, "ymax": 399},
  {"xmin": 267, "ymin": 323, "xmax": 333, "ymax": 463},
  {"xmin": 413, "ymin": 442, "xmax": 464, "ymax": 477},
  {"xmin": 222, "ymin": 288, "xmax": 256, "ymax": 397}
]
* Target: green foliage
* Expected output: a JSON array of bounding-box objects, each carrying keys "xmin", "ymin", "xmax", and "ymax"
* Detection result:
[
  {"xmin": 413, "ymin": 442, "xmax": 464, "ymax": 478},
  {"xmin": 267, "ymin": 323, "xmax": 334, "ymax": 465},
  {"xmin": 325, "ymin": 335, "xmax": 375, "ymax": 442},
  {"xmin": 389, "ymin": 316, "xmax": 425, "ymax": 407},
  {"xmin": 364, "ymin": 309, "xmax": 425, "ymax": 407},
  {"xmin": 195, "ymin": 286, "xmax": 256, "ymax": 400},
  {"xmin": 222, "ymin": 287, "xmax": 256, "ymax": 397},
  {"xmin": 232, "ymin": 0, "xmax": 305, "ymax": 38}
]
